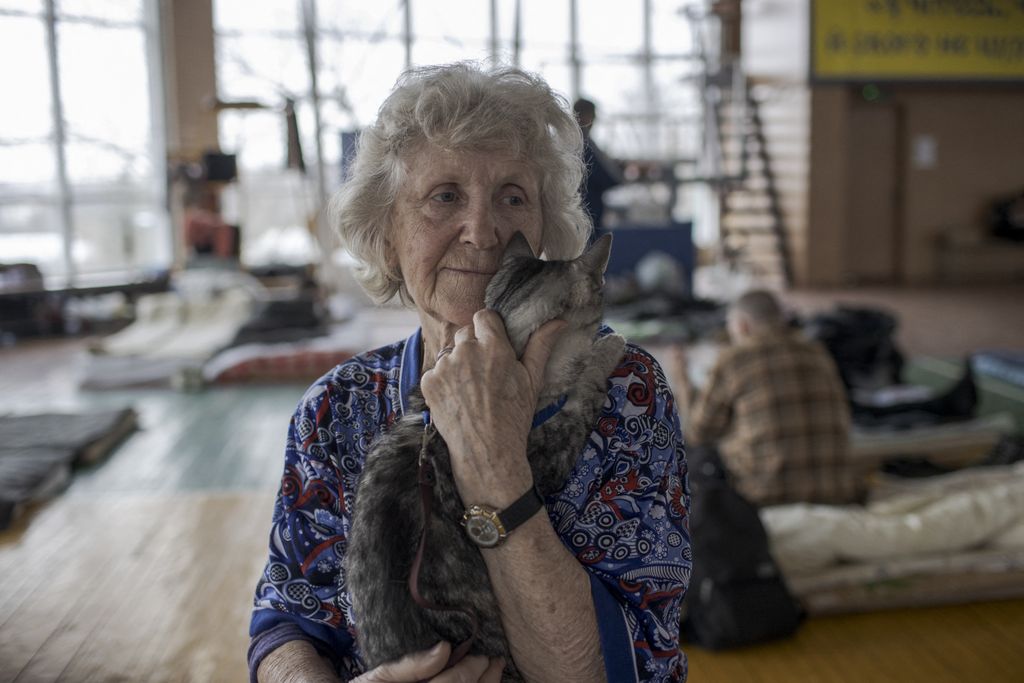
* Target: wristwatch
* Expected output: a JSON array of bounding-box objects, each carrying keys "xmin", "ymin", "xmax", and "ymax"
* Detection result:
[{"xmin": 462, "ymin": 485, "xmax": 545, "ymax": 548}]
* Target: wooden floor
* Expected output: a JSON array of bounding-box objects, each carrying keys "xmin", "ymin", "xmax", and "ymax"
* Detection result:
[
  {"xmin": 783, "ymin": 283, "xmax": 1024, "ymax": 357},
  {"xmin": 685, "ymin": 599, "xmax": 1024, "ymax": 682},
  {"xmin": 1, "ymin": 292, "xmax": 1023, "ymax": 682},
  {"xmin": 0, "ymin": 338, "xmax": 302, "ymax": 682},
  {"xmin": 0, "ymin": 491, "xmax": 273, "ymax": 683}
]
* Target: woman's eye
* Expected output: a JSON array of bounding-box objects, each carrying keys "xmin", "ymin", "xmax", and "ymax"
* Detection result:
[
  {"xmin": 432, "ymin": 191, "xmax": 458, "ymax": 203},
  {"xmin": 503, "ymin": 195, "xmax": 525, "ymax": 206}
]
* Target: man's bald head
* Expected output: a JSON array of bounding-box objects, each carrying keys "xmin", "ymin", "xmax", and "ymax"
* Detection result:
[{"xmin": 727, "ymin": 289, "xmax": 785, "ymax": 341}]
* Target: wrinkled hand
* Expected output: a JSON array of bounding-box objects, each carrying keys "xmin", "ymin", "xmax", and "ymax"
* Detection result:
[
  {"xmin": 420, "ymin": 310, "xmax": 566, "ymax": 508},
  {"xmin": 352, "ymin": 642, "xmax": 503, "ymax": 683}
]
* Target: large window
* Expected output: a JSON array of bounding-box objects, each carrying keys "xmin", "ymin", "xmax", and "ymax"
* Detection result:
[
  {"xmin": 0, "ymin": 0, "xmax": 168, "ymax": 285},
  {"xmin": 213, "ymin": 0, "xmax": 702, "ymax": 262}
]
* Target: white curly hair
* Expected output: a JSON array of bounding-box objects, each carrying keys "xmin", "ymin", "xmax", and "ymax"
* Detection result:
[{"xmin": 328, "ymin": 62, "xmax": 591, "ymax": 304}]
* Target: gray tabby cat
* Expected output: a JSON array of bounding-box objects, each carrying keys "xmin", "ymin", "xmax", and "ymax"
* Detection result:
[{"xmin": 346, "ymin": 232, "xmax": 626, "ymax": 680}]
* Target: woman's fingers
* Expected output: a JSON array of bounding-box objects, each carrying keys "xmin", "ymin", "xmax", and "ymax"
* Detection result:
[
  {"xmin": 355, "ymin": 642, "xmax": 450, "ymax": 682},
  {"xmin": 479, "ymin": 657, "xmax": 505, "ymax": 683},
  {"xmin": 471, "ymin": 310, "xmax": 505, "ymax": 343},
  {"xmin": 441, "ymin": 322, "xmax": 459, "ymax": 348},
  {"xmin": 453, "ymin": 324, "xmax": 477, "ymax": 347},
  {"xmin": 350, "ymin": 644, "xmax": 504, "ymax": 683},
  {"xmin": 422, "ymin": 309, "xmax": 546, "ymax": 506},
  {"xmin": 429, "ymin": 654, "xmax": 494, "ymax": 682},
  {"xmin": 520, "ymin": 318, "xmax": 568, "ymax": 390}
]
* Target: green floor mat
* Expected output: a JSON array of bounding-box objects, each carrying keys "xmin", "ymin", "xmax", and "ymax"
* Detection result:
[{"xmin": 905, "ymin": 357, "xmax": 1024, "ymax": 434}]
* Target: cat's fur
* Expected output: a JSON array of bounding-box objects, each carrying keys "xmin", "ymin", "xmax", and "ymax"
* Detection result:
[{"xmin": 346, "ymin": 233, "xmax": 626, "ymax": 679}]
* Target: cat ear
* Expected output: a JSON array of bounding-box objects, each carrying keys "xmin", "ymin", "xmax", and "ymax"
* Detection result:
[
  {"xmin": 578, "ymin": 233, "xmax": 613, "ymax": 276},
  {"xmin": 503, "ymin": 231, "xmax": 537, "ymax": 260}
]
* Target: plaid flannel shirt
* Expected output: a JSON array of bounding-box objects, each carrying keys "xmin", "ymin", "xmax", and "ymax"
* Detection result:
[{"xmin": 688, "ymin": 330, "xmax": 854, "ymax": 505}]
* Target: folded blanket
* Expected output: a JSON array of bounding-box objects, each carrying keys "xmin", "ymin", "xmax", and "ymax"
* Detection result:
[{"xmin": 762, "ymin": 462, "xmax": 1024, "ymax": 577}]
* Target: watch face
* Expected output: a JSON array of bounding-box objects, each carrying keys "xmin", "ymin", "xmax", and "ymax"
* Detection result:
[{"xmin": 464, "ymin": 515, "xmax": 501, "ymax": 548}]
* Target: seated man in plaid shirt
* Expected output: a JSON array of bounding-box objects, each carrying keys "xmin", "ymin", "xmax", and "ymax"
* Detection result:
[{"xmin": 678, "ymin": 290, "xmax": 858, "ymax": 506}]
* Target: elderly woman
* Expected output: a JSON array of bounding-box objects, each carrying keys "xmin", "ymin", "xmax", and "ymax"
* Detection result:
[{"xmin": 248, "ymin": 63, "xmax": 691, "ymax": 683}]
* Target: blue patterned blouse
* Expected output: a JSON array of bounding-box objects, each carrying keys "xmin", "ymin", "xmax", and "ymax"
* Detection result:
[{"xmin": 248, "ymin": 327, "xmax": 691, "ymax": 681}]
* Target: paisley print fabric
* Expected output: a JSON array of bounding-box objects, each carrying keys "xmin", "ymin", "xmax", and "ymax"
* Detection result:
[{"xmin": 249, "ymin": 328, "xmax": 691, "ymax": 681}]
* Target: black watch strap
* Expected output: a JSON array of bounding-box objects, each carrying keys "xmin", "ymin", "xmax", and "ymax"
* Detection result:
[{"xmin": 497, "ymin": 484, "xmax": 545, "ymax": 534}]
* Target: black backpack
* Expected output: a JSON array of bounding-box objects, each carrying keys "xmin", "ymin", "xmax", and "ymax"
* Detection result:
[
  {"xmin": 682, "ymin": 447, "xmax": 804, "ymax": 649},
  {"xmin": 804, "ymin": 306, "xmax": 905, "ymax": 392}
]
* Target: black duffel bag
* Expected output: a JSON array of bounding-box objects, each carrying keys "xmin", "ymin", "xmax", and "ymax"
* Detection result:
[{"xmin": 682, "ymin": 446, "xmax": 804, "ymax": 649}]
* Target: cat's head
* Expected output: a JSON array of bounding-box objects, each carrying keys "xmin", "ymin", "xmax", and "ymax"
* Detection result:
[{"xmin": 484, "ymin": 232, "xmax": 612, "ymax": 358}]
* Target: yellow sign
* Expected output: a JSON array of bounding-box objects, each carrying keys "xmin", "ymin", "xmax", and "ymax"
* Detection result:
[{"xmin": 812, "ymin": 0, "xmax": 1024, "ymax": 80}]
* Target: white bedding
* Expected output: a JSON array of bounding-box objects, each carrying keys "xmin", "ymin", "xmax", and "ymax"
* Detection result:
[{"xmin": 762, "ymin": 462, "xmax": 1024, "ymax": 577}]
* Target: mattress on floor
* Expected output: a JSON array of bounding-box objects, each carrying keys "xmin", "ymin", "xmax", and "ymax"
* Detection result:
[
  {"xmin": 0, "ymin": 448, "xmax": 75, "ymax": 528},
  {"xmin": 849, "ymin": 411, "xmax": 1017, "ymax": 465},
  {"xmin": 763, "ymin": 462, "xmax": 1024, "ymax": 614},
  {"xmin": 203, "ymin": 341, "xmax": 354, "ymax": 384},
  {"xmin": 0, "ymin": 408, "xmax": 138, "ymax": 465},
  {"xmin": 92, "ymin": 288, "xmax": 255, "ymax": 361},
  {"xmin": 81, "ymin": 294, "xmax": 254, "ymax": 389},
  {"xmin": 83, "ymin": 271, "xmax": 264, "ymax": 388},
  {"xmin": 792, "ymin": 549, "xmax": 1024, "ymax": 616},
  {"xmin": 146, "ymin": 288, "xmax": 255, "ymax": 360},
  {"xmin": 78, "ymin": 354, "xmax": 201, "ymax": 390},
  {"xmin": 202, "ymin": 326, "xmax": 376, "ymax": 384},
  {"xmin": 0, "ymin": 408, "xmax": 137, "ymax": 528},
  {"xmin": 92, "ymin": 292, "xmax": 185, "ymax": 357}
]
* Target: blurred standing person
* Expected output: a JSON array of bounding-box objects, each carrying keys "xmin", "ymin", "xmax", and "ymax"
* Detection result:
[
  {"xmin": 183, "ymin": 184, "xmax": 236, "ymax": 264},
  {"xmin": 573, "ymin": 98, "xmax": 622, "ymax": 242}
]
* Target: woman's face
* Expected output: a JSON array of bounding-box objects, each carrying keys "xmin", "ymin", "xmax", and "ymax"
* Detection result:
[{"xmin": 389, "ymin": 143, "xmax": 544, "ymax": 329}]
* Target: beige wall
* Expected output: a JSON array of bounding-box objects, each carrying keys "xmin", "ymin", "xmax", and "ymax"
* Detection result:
[
  {"xmin": 161, "ymin": 0, "xmax": 218, "ymax": 161},
  {"xmin": 743, "ymin": 0, "xmax": 1024, "ymax": 286},
  {"xmin": 895, "ymin": 87, "xmax": 1024, "ymax": 282},
  {"xmin": 845, "ymin": 98, "xmax": 901, "ymax": 284},
  {"xmin": 159, "ymin": 0, "xmax": 219, "ymax": 266},
  {"xmin": 806, "ymin": 86, "xmax": 849, "ymax": 287},
  {"xmin": 812, "ymin": 85, "xmax": 1024, "ymax": 285}
]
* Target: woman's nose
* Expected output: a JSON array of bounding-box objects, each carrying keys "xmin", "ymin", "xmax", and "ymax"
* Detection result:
[{"xmin": 459, "ymin": 198, "xmax": 499, "ymax": 249}]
